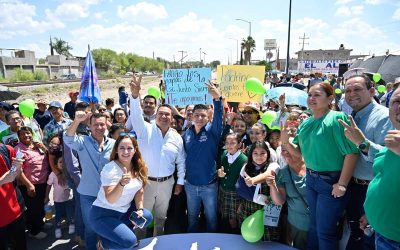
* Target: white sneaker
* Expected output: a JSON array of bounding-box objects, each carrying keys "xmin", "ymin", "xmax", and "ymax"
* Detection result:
[
  {"xmin": 29, "ymin": 231, "xmax": 47, "ymax": 240},
  {"xmin": 55, "ymin": 228, "xmax": 62, "ymax": 239},
  {"xmin": 68, "ymin": 224, "xmax": 75, "ymax": 235}
]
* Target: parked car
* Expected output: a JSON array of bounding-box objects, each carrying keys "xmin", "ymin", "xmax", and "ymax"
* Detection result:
[
  {"xmin": 61, "ymin": 74, "xmax": 77, "ymax": 80},
  {"xmin": 125, "ymin": 72, "xmax": 134, "ymax": 76}
]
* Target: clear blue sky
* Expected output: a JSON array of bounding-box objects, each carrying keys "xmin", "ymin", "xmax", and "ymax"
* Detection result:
[{"xmin": 1, "ymin": 0, "xmax": 399, "ymax": 64}]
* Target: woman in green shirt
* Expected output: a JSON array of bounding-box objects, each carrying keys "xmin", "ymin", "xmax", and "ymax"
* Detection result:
[{"xmin": 281, "ymin": 82, "xmax": 358, "ymax": 250}]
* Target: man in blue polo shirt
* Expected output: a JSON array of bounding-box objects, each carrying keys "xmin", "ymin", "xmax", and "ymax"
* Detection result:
[{"xmin": 182, "ymin": 82, "xmax": 222, "ymax": 233}]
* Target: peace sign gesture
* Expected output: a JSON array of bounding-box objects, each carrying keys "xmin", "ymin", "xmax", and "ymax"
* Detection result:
[
  {"xmin": 280, "ymin": 121, "xmax": 293, "ymax": 143},
  {"xmin": 130, "ymin": 74, "xmax": 143, "ymax": 99},
  {"xmin": 205, "ymin": 80, "xmax": 221, "ymax": 100},
  {"xmin": 338, "ymin": 115, "xmax": 365, "ymax": 146}
]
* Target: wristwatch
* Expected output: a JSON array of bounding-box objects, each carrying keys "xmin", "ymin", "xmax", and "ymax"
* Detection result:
[{"xmin": 358, "ymin": 139, "xmax": 370, "ymax": 151}]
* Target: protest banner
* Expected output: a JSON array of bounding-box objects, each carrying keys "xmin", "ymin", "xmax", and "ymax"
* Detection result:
[
  {"xmin": 217, "ymin": 65, "xmax": 265, "ymax": 103},
  {"xmin": 163, "ymin": 68, "xmax": 212, "ymax": 106}
]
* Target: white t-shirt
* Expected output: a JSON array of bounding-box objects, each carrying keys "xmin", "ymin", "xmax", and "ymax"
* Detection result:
[
  {"xmin": 47, "ymin": 172, "xmax": 73, "ymax": 203},
  {"xmin": 93, "ymin": 161, "xmax": 143, "ymax": 213}
]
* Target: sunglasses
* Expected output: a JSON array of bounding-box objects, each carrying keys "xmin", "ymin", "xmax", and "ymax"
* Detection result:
[
  {"xmin": 242, "ymin": 111, "xmax": 256, "ymax": 115},
  {"xmin": 119, "ymin": 131, "xmax": 137, "ymax": 139}
]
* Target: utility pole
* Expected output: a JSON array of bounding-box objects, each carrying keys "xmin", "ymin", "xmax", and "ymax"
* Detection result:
[
  {"xmin": 298, "ymin": 33, "xmax": 309, "ymax": 62},
  {"xmin": 178, "ymin": 50, "xmax": 187, "ymax": 67},
  {"xmin": 202, "ymin": 52, "xmax": 207, "ymax": 65},
  {"xmin": 285, "ymin": 0, "xmax": 292, "ymax": 75},
  {"xmin": 173, "ymin": 55, "xmax": 176, "ymax": 69},
  {"xmin": 199, "ymin": 48, "xmax": 202, "ymax": 66}
]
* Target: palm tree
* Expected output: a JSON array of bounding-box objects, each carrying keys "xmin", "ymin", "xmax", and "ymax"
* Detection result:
[
  {"xmin": 52, "ymin": 37, "xmax": 73, "ymax": 57},
  {"xmin": 241, "ymin": 36, "xmax": 256, "ymax": 65}
]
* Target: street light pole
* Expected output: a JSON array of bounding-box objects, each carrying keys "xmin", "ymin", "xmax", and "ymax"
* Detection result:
[
  {"xmin": 285, "ymin": 0, "xmax": 292, "ymax": 75},
  {"xmin": 228, "ymin": 37, "xmax": 239, "ymax": 64},
  {"xmin": 236, "ymin": 18, "xmax": 251, "ymax": 37}
]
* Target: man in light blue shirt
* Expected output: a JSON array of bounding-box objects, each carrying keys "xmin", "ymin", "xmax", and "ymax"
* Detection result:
[
  {"xmin": 339, "ymin": 74, "xmax": 392, "ymax": 250},
  {"xmin": 64, "ymin": 112, "xmax": 115, "ymax": 250}
]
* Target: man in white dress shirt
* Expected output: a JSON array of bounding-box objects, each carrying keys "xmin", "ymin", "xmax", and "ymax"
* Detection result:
[{"xmin": 128, "ymin": 75, "xmax": 186, "ymax": 237}]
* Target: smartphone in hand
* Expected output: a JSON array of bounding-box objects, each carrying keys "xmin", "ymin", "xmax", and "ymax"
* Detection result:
[
  {"xmin": 10, "ymin": 150, "xmax": 24, "ymax": 173},
  {"xmin": 130, "ymin": 211, "xmax": 147, "ymax": 229}
]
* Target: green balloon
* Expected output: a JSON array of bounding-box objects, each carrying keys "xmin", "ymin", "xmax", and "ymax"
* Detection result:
[
  {"xmin": 323, "ymin": 80, "xmax": 329, "ymax": 84},
  {"xmin": 335, "ymin": 88, "xmax": 342, "ymax": 94},
  {"xmin": 245, "ymin": 77, "xmax": 266, "ymax": 94},
  {"xmin": 270, "ymin": 125, "xmax": 281, "ymax": 131},
  {"xmin": 261, "ymin": 111, "xmax": 277, "ymax": 128},
  {"xmin": 19, "ymin": 99, "xmax": 35, "ymax": 118},
  {"xmin": 377, "ymin": 85, "xmax": 386, "ymax": 93},
  {"xmin": 241, "ymin": 209, "xmax": 264, "ymax": 243},
  {"xmin": 147, "ymin": 209, "xmax": 154, "ymax": 228},
  {"xmin": 147, "ymin": 86, "xmax": 161, "ymax": 99},
  {"xmin": 373, "ymin": 73, "xmax": 381, "ymax": 83}
]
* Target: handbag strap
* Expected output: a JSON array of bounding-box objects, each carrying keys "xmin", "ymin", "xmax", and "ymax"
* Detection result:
[{"xmin": 288, "ymin": 168, "xmax": 309, "ymax": 210}]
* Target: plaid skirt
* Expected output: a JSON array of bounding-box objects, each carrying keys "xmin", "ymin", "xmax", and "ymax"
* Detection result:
[
  {"xmin": 237, "ymin": 198, "xmax": 282, "ymax": 242},
  {"xmin": 218, "ymin": 187, "xmax": 240, "ymax": 221}
]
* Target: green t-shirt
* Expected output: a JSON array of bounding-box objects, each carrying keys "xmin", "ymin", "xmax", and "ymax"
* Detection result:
[
  {"xmin": 364, "ymin": 148, "xmax": 400, "ymax": 242},
  {"xmin": 293, "ymin": 111, "xmax": 358, "ymax": 171},
  {"xmin": 277, "ymin": 167, "xmax": 309, "ymax": 231}
]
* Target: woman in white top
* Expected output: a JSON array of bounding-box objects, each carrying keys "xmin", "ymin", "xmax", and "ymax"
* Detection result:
[{"xmin": 89, "ymin": 132, "xmax": 152, "ymax": 249}]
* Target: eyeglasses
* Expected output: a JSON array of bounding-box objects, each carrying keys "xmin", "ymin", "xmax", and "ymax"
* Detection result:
[
  {"xmin": 98, "ymin": 109, "xmax": 106, "ymax": 112},
  {"xmin": 242, "ymin": 111, "xmax": 255, "ymax": 115},
  {"xmin": 119, "ymin": 131, "xmax": 137, "ymax": 139}
]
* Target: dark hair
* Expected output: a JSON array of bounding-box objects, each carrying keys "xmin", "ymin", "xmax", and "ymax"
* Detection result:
[
  {"xmin": 225, "ymin": 132, "xmax": 242, "ymax": 144},
  {"xmin": 112, "ymin": 108, "xmax": 127, "ymax": 124},
  {"xmin": 118, "ymin": 86, "xmax": 125, "ymax": 92},
  {"xmin": 5, "ymin": 110, "xmax": 21, "ymax": 122},
  {"xmin": 109, "ymin": 135, "xmax": 148, "ymax": 186},
  {"xmin": 267, "ymin": 129, "xmax": 281, "ymax": 142},
  {"xmin": 17, "ymin": 126, "xmax": 33, "ymax": 137},
  {"xmin": 157, "ymin": 103, "xmax": 172, "ymax": 113},
  {"xmin": 90, "ymin": 112, "xmax": 107, "ymax": 124},
  {"xmin": 105, "ymin": 98, "xmax": 114, "ymax": 106},
  {"xmin": 143, "ymin": 95, "xmax": 157, "ymax": 105},
  {"xmin": 75, "ymin": 102, "xmax": 89, "ymax": 110},
  {"xmin": 346, "ymin": 74, "xmax": 373, "ymax": 90},
  {"xmin": 108, "ymin": 123, "xmax": 125, "ymax": 138},
  {"xmin": 244, "ymin": 141, "xmax": 271, "ymax": 177},
  {"xmin": 54, "ymin": 154, "xmax": 63, "ymax": 166},
  {"xmin": 193, "ymin": 104, "xmax": 209, "ymax": 113}
]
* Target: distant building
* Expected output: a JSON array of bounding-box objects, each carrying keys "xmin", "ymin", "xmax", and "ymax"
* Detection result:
[
  {"xmin": 0, "ymin": 49, "xmax": 83, "ymax": 79},
  {"xmin": 295, "ymin": 44, "xmax": 368, "ymax": 74}
]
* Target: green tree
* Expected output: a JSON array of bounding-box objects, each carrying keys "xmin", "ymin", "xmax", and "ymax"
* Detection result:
[
  {"xmin": 52, "ymin": 37, "xmax": 73, "ymax": 57},
  {"xmin": 256, "ymin": 60, "xmax": 272, "ymax": 71},
  {"xmin": 241, "ymin": 36, "xmax": 256, "ymax": 65},
  {"xmin": 209, "ymin": 60, "xmax": 221, "ymax": 69},
  {"xmin": 92, "ymin": 48, "xmax": 117, "ymax": 71}
]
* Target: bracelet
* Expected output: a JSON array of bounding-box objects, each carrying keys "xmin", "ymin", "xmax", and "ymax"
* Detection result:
[
  {"xmin": 137, "ymin": 208, "xmax": 144, "ymax": 211},
  {"xmin": 119, "ymin": 181, "xmax": 125, "ymax": 187}
]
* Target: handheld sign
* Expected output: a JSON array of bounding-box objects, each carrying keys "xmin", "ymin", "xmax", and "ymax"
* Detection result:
[
  {"xmin": 217, "ymin": 65, "xmax": 265, "ymax": 103},
  {"xmin": 163, "ymin": 68, "xmax": 212, "ymax": 105}
]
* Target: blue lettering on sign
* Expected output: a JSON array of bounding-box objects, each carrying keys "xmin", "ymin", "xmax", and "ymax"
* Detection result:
[{"xmin": 305, "ymin": 63, "xmax": 316, "ymax": 69}]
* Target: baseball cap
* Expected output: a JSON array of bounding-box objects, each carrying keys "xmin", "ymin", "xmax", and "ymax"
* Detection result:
[
  {"xmin": 49, "ymin": 101, "xmax": 63, "ymax": 109},
  {"xmin": 36, "ymin": 99, "xmax": 48, "ymax": 105}
]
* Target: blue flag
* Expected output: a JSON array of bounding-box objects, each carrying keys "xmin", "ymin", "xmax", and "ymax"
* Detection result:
[{"xmin": 79, "ymin": 46, "xmax": 101, "ymax": 103}]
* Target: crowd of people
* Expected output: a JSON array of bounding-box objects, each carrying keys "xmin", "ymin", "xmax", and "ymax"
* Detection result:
[{"xmin": 0, "ymin": 71, "xmax": 399, "ymax": 250}]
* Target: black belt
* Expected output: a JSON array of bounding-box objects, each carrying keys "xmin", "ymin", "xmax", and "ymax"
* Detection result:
[
  {"xmin": 148, "ymin": 175, "xmax": 173, "ymax": 182},
  {"xmin": 307, "ymin": 169, "xmax": 341, "ymax": 180},
  {"xmin": 353, "ymin": 177, "xmax": 370, "ymax": 186}
]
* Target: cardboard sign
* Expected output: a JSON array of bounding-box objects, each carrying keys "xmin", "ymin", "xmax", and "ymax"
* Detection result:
[
  {"xmin": 163, "ymin": 68, "xmax": 212, "ymax": 105},
  {"xmin": 217, "ymin": 65, "xmax": 264, "ymax": 103}
]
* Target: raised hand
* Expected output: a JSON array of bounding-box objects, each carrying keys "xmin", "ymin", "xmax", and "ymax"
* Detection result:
[
  {"xmin": 280, "ymin": 121, "xmax": 292, "ymax": 143},
  {"xmin": 338, "ymin": 115, "xmax": 365, "ymax": 146},
  {"xmin": 205, "ymin": 81, "xmax": 221, "ymax": 100},
  {"xmin": 130, "ymin": 74, "xmax": 143, "ymax": 99},
  {"xmin": 226, "ymin": 111, "xmax": 236, "ymax": 126},
  {"xmin": 217, "ymin": 166, "xmax": 226, "ymax": 178},
  {"xmin": 119, "ymin": 167, "xmax": 131, "ymax": 187},
  {"xmin": 74, "ymin": 111, "xmax": 91, "ymax": 123},
  {"xmin": 244, "ymin": 172, "xmax": 254, "ymax": 187}
]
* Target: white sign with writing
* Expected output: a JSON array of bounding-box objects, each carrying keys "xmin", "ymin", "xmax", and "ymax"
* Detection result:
[
  {"xmin": 298, "ymin": 60, "xmax": 351, "ymax": 74},
  {"xmin": 264, "ymin": 39, "xmax": 277, "ymax": 50}
]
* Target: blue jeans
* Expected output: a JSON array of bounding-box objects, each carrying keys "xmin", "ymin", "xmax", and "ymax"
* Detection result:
[
  {"xmin": 376, "ymin": 232, "xmax": 400, "ymax": 250},
  {"xmin": 80, "ymin": 194, "xmax": 97, "ymax": 250},
  {"xmin": 306, "ymin": 170, "xmax": 349, "ymax": 250},
  {"xmin": 89, "ymin": 205, "xmax": 152, "ymax": 249},
  {"xmin": 346, "ymin": 179, "xmax": 375, "ymax": 250},
  {"xmin": 54, "ymin": 200, "xmax": 74, "ymax": 226},
  {"xmin": 185, "ymin": 181, "xmax": 218, "ymax": 233}
]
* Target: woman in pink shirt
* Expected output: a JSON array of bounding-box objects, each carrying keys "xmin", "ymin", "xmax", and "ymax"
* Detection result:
[{"xmin": 15, "ymin": 126, "xmax": 50, "ymax": 239}]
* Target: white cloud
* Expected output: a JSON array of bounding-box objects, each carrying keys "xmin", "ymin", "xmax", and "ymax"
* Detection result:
[
  {"xmin": 335, "ymin": 6, "xmax": 351, "ymax": 16},
  {"xmin": 393, "ymin": 8, "xmax": 400, "ymax": 20},
  {"xmin": 53, "ymin": 3, "xmax": 89, "ymax": 20},
  {"xmin": 365, "ymin": 0, "xmax": 385, "ymax": 5},
  {"xmin": 94, "ymin": 12, "xmax": 105, "ymax": 19},
  {"xmin": 0, "ymin": 1, "xmax": 64, "ymax": 39},
  {"xmin": 117, "ymin": 2, "xmax": 168, "ymax": 21},
  {"xmin": 335, "ymin": 0, "xmax": 355, "ymax": 5},
  {"xmin": 335, "ymin": 5, "xmax": 364, "ymax": 16}
]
